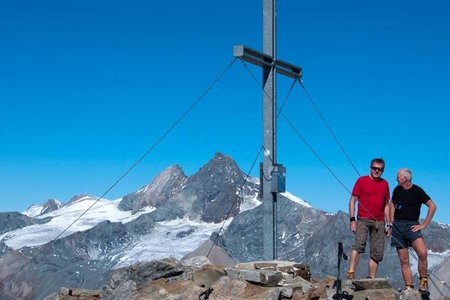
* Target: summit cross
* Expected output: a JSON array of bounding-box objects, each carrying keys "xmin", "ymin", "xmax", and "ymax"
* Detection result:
[{"xmin": 234, "ymin": 0, "xmax": 302, "ymax": 260}]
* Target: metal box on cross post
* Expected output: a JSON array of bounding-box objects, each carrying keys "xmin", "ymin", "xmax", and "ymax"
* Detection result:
[{"xmin": 270, "ymin": 164, "xmax": 286, "ymax": 193}]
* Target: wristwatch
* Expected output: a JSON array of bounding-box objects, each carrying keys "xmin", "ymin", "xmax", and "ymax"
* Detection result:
[{"xmin": 349, "ymin": 217, "xmax": 356, "ymax": 222}]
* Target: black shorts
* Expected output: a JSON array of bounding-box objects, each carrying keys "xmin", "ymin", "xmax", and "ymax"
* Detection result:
[{"xmin": 391, "ymin": 220, "xmax": 423, "ymax": 248}]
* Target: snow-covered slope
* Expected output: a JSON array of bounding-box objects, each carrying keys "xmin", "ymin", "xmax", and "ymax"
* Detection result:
[
  {"xmin": 114, "ymin": 217, "xmax": 233, "ymax": 268},
  {"xmin": 1, "ymin": 196, "xmax": 154, "ymax": 249},
  {"xmin": 2, "ymin": 188, "xmax": 311, "ymax": 268},
  {"xmin": 281, "ymin": 191, "xmax": 312, "ymax": 208}
]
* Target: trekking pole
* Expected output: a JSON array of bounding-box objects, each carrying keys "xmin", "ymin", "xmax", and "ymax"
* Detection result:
[{"xmin": 332, "ymin": 242, "xmax": 353, "ymax": 300}]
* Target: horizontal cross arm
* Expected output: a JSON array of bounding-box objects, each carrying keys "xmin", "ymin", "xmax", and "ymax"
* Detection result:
[{"xmin": 234, "ymin": 45, "xmax": 302, "ymax": 79}]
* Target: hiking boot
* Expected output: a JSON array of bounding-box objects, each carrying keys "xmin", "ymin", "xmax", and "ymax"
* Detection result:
[
  {"xmin": 419, "ymin": 277, "xmax": 430, "ymax": 295},
  {"xmin": 347, "ymin": 270, "xmax": 355, "ymax": 280}
]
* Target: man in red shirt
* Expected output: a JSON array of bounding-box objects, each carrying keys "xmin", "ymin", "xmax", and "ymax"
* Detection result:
[{"xmin": 347, "ymin": 158, "xmax": 391, "ymax": 279}]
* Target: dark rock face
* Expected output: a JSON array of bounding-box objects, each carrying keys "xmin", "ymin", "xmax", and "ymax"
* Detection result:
[
  {"xmin": 0, "ymin": 212, "xmax": 35, "ymax": 235},
  {"xmin": 221, "ymin": 194, "xmax": 330, "ymax": 264},
  {"xmin": 222, "ymin": 200, "xmax": 265, "ymax": 261},
  {"xmin": 123, "ymin": 212, "xmax": 156, "ymax": 236},
  {"xmin": 170, "ymin": 152, "xmax": 248, "ymax": 223}
]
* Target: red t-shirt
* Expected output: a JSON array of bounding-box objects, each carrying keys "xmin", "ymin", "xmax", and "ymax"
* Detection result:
[{"xmin": 352, "ymin": 175, "xmax": 390, "ymax": 221}]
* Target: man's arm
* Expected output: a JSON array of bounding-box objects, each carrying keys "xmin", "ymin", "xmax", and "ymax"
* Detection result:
[
  {"xmin": 384, "ymin": 200, "xmax": 392, "ymax": 236},
  {"xmin": 384, "ymin": 201, "xmax": 391, "ymax": 223},
  {"xmin": 412, "ymin": 199, "xmax": 437, "ymax": 232},
  {"xmin": 388, "ymin": 201, "xmax": 395, "ymax": 224},
  {"xmin": 349, "ymin": 195, "xmax": 357, "ymax": 233}
]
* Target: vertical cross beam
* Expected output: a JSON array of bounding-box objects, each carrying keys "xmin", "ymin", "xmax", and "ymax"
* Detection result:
[
  {"xmin": 262, "ymin": 0, "xmax": 277, "ymax": 261},
  {"xmin": 234, "ymin": 0, "xmax": 301, "ymax": 261}
]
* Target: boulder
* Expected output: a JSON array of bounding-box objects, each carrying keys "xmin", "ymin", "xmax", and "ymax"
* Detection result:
[
  {"xmin": 181, "ymin": 240, "xmax": 236, "ymax": 267},
  {"xmin": 224, "ymin": 268, "xmax": 283, "ymax": 287},
  {"xmin": 209, "ymin": 276, "xmax": 252, "ymax": 299},
  {"xmin": 352, "ymin": 288, "xmax": 399, "ymax": 300},
  {"xmin": 192, "ymin": 266, "xmax": 226, "ymax": 288},
  {"xmin": 109, "ymin": 258, "xmax": 184, "ymax": 289},
  {"xmin": 398, "ymin": 288, "xmax": 424, "ymax": 300},
  {"xmin": 352, "ymin": 278, "xmax": 393, "ymax": 291},
  {"xmin": 181, "ymin": 256, "xmax": 211, "ymax": 268},
  {"xmin": 283, "ymin": 276, "xmax": 314, "ymax": 293}
]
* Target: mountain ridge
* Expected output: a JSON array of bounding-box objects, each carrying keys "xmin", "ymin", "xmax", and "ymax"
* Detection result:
[{"xmin": 1, "ymin": 152, "xmax": 449, "ymax": 299}]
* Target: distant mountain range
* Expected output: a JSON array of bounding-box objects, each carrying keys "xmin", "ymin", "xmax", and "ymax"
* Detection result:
[{"xmin": 1, "ymin": 152, "xmax": 449, "ymax": 299}]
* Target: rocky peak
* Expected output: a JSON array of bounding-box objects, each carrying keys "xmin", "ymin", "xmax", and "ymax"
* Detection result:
[
  {"xmin": 119, "ymin": 153, "xmax": 249, "ymax": 222},
  {"xmin": 119, "ymin": 164, "xmax": 188, "ymax": 212},
  {"xmin": 68, "ymin": 194, "xmax": 90, "ymax": 204},
  {"xmin": 155, "ymin": 164, "xmax": 186, "ymax": 184},
  {"xmin": 23, "ymin": 198, "xmax": 64, "ymax": 217},
  {"xmin": 189, "ymin": 152, "xmax": 243, "ymax": 186},
  {"xmin": 173, "ymin": 152, "xmax": 247, "ymax": 223},
  {"xmin": 40, "ymin": 199, "xmax": 63, "ymax": 215}
]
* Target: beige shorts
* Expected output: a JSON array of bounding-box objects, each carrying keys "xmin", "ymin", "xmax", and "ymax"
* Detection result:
[{"xmin": 352, "ymin": 218, "xmax": 385, "ymax": 262}]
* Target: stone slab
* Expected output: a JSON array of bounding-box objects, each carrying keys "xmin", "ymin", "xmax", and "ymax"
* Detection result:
[
  {"xmin": 352, "ymin": 278, "xmax": 393, "ymax": 291},
  {"xmin": 224, "ymin": 268, "xmax": 283, "ymax": 287}
]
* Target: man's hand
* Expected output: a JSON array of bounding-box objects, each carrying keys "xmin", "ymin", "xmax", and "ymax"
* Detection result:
[
  {"xmin": 411, "ymin": 223, "xmax": 426, "ymax": 232},
  {"xmin": 350, "ymin": 221, "xmax": 357, "ymax": 233},
  {"xmin": 385, "ymin": 226, "xmax": 392, "ymax": 237}
]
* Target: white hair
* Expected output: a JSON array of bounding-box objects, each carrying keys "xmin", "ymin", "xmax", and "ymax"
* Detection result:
[{"xmin": 398, "ymin": 168, "xmax": 413, "ymax": 181}]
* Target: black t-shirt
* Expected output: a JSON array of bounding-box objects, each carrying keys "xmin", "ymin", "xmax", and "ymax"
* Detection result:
[{"xmin": 392, "ymin": 184, "xmax": 430, "ymax": 221}]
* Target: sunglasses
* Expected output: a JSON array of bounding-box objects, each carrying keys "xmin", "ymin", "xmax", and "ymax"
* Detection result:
[{"xmin": 370, "ymin": 166, "xmax": 384, "ymax": 172}]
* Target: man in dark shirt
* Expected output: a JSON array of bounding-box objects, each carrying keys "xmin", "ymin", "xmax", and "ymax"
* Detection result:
[{"xmin": 389, "ymin": 168, "xmax": 437, "ymax": 294}]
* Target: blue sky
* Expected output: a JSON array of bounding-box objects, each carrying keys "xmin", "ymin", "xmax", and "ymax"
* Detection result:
[{"xmin": 1, "ymin": 0, "xmax": 449, "ymax": 223}]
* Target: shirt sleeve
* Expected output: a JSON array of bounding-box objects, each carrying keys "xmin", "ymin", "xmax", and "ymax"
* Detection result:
[
  {"xmin": 392, "ymin": 186, "xmax": 398, "ymax": 204},
  {"xmin": 384, "ymin": 181, "xmax": 390, "ymax": 202},
  {"xmin": 414, "ymin": 185, "xmax": 431, "ymax": 204},
  {"xmin": 352, "ymin": 177, "xmax": 362, "ymax": 197}
]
